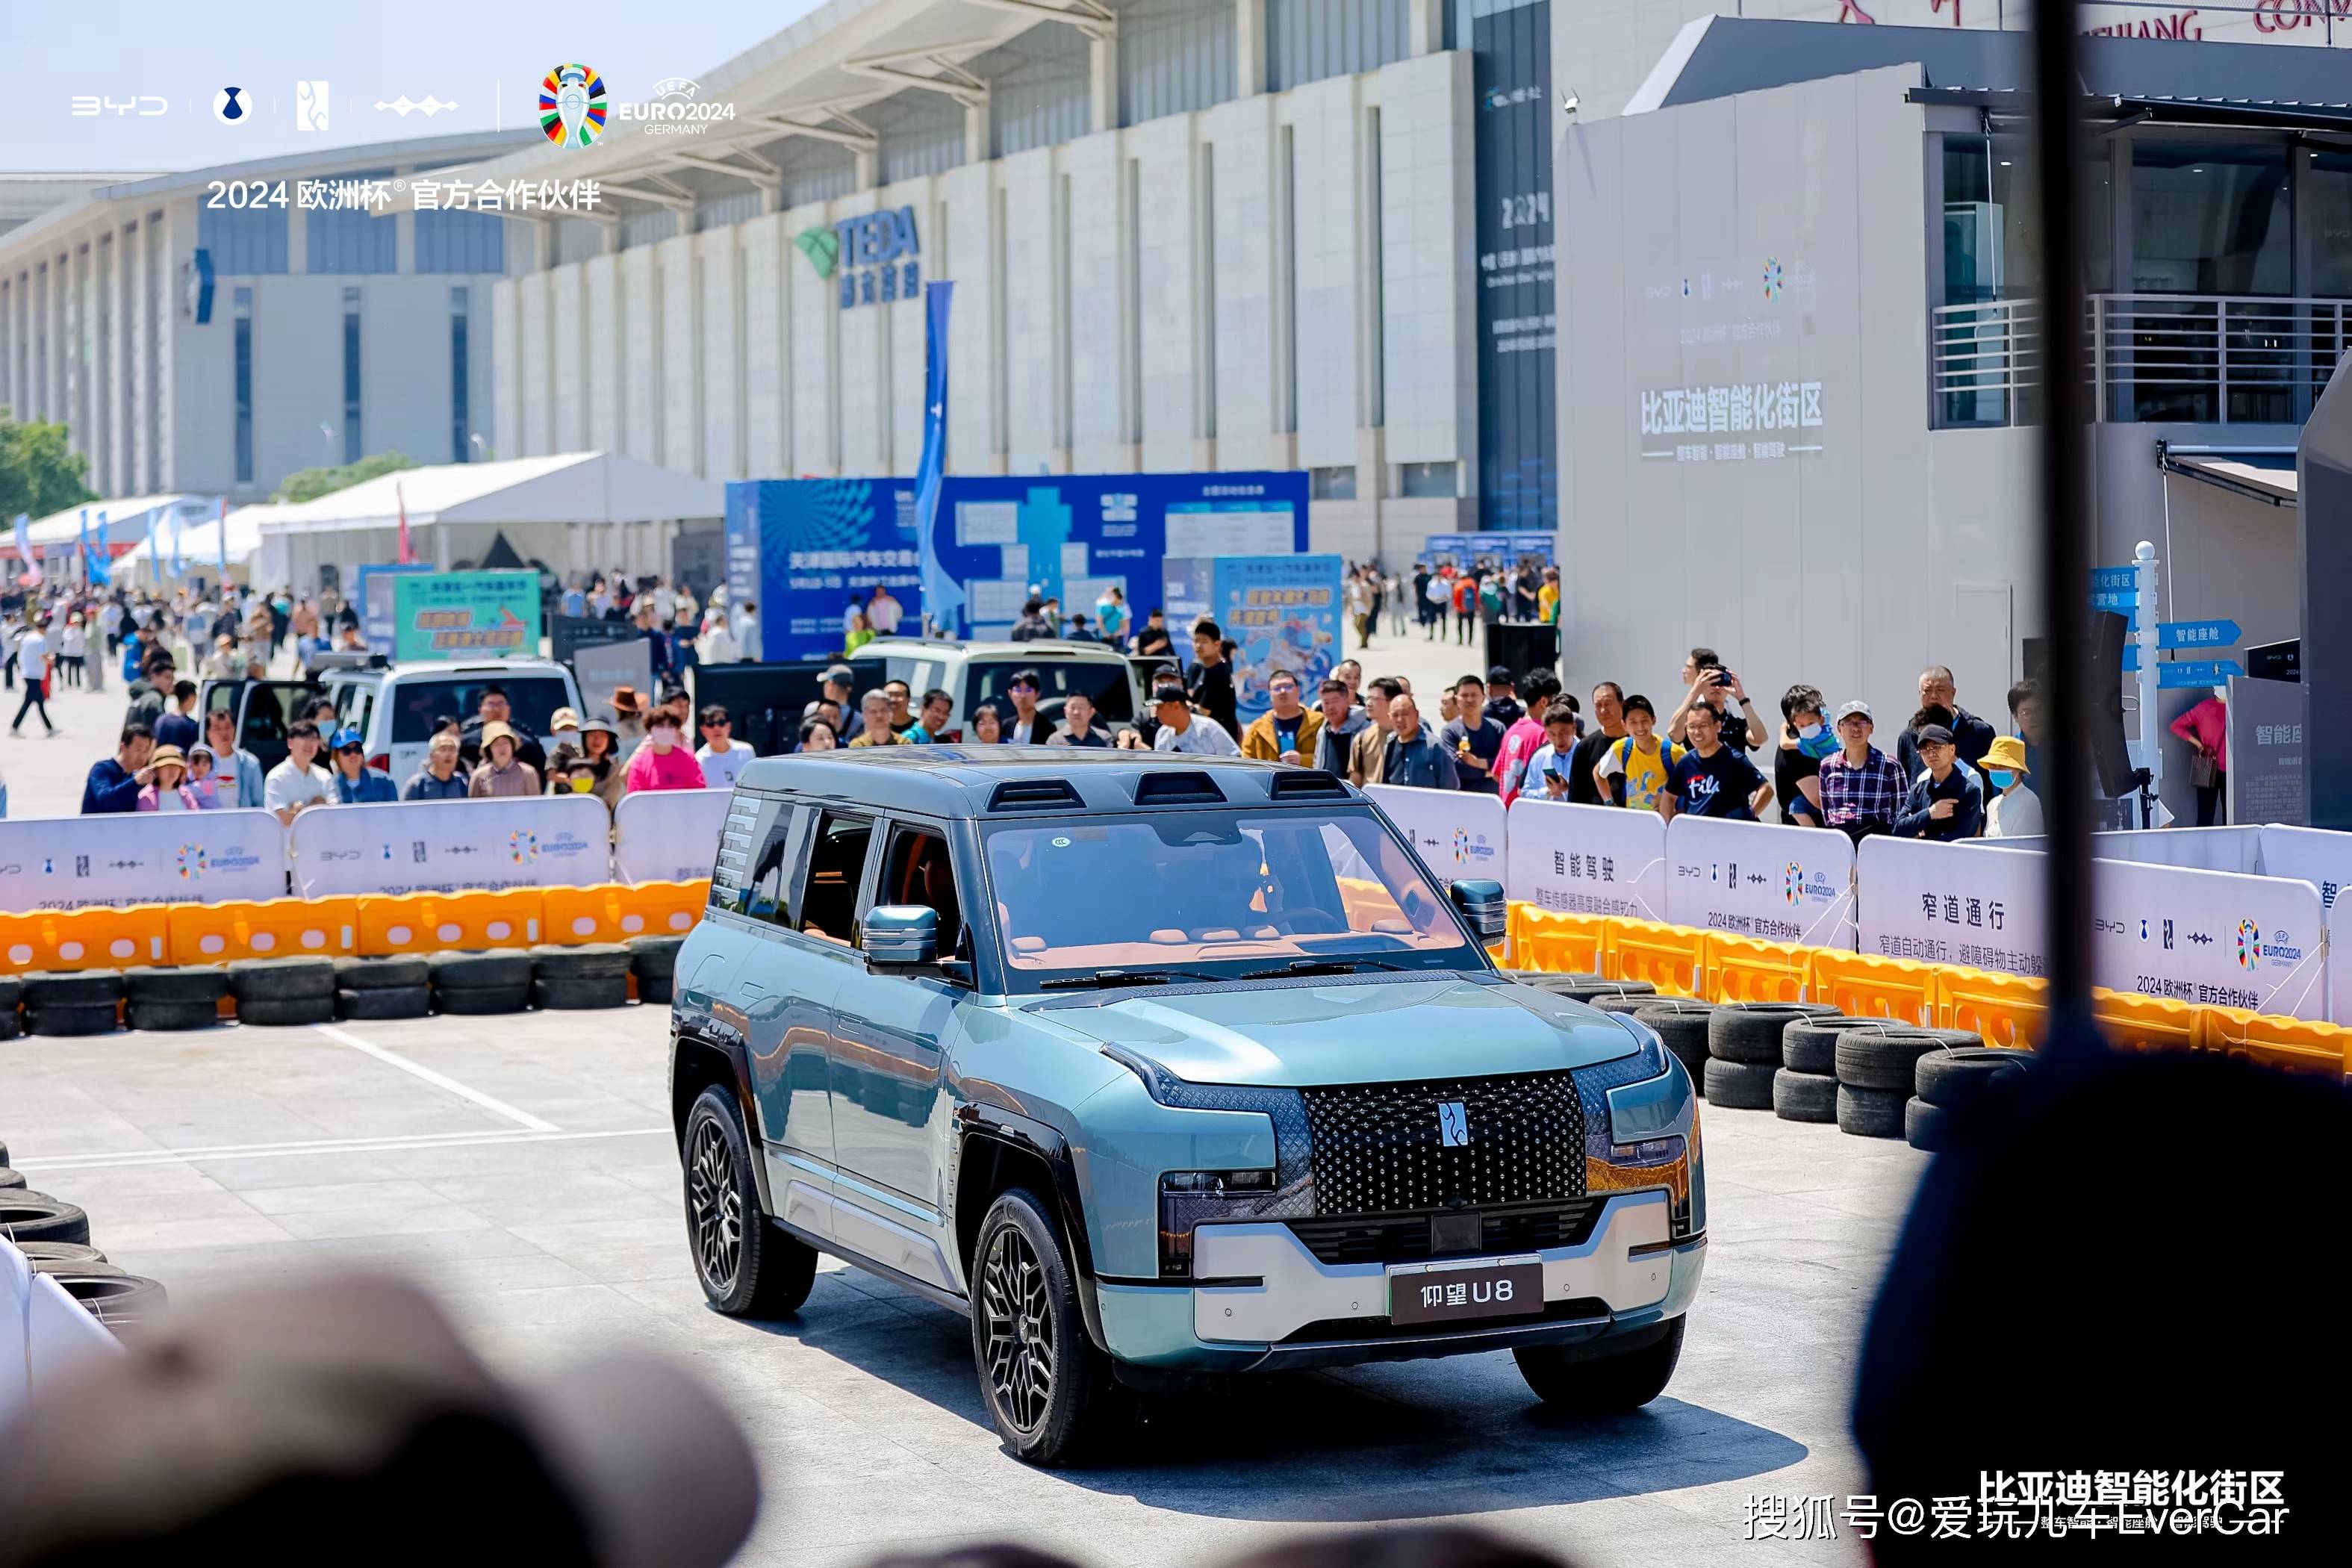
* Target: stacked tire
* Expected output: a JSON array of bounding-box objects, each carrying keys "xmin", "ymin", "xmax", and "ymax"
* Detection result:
[
  {"xmin": 1610, "ymin": 998, "xmax": 1714, "ymax": 1091},
  {"xmin": 335, "ymin": 956, "xmax": 432, "ymax": 1021},
  {"xmin": 429, "ymin": 951, "xmax": 533, "ymax": 1015},
  {"xmin": 228, "ymin": 958, "xmax": 337, "ymax": 1027},
  {"xmin": 21, "ymin": 971, "xmax": 123, "ymax": 1037},
  {"xmin": 0, "ymin": 976, "xmax": 19, "ymax": 1039},
  {"xmin": 1774, "ymin": 1015, "xmax": 1911, "ymax": 1124},
  {"xmin": 1908, "ymin": 1047, "xmax": 2032, "ymax": 1151},
  {"xmin": 629, "ymin": 935, "xmax": 685, "ymax": 1005},
  {"xmin": 1702, "ymin": 1002, "xmax": 1840, "ymax": 1110},
  {"xmin": 531, "ymin": 944, "xmax": 632, "ymax": 1010},
  {"xmin": 1833, "ymin": 1025, "xmax": 1980, "ymax": 1137},
  {"xmin": 124, "ymin": 965, "xmax": 228, "ymax": 1033}
]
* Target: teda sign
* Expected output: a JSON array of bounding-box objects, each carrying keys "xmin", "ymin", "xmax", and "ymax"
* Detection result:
[{"xmin": 799, "ymin": 206, "xmax": 921, "ymax": 309}]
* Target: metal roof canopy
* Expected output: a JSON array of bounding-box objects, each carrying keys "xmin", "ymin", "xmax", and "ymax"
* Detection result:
[
  {"xmin": 253, "ymin": 452, "xmax": 722, "ymax": 538},
  {"xmin": 2156, "ymin": 444, "xmax": 2300, "ymax": 508},
  {"xmin": 1627, "ymin": 17, "xmax": 2352, "ymax": 118}
]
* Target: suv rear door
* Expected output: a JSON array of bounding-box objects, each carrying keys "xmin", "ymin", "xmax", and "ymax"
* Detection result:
[{"xmin": 232, "ymin": 679, "xmax": 324, "ymax": 773}]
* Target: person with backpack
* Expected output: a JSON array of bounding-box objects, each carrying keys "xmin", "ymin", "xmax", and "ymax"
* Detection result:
[{"xmin": 1451, "ymin": 572, "xmax": 1478, "ymax": 645}]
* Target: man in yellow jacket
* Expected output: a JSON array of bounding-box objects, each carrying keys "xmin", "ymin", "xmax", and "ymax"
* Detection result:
[{"xmin": 1239, "ymin": 668, "xmax": 1325, "ymax": 765}]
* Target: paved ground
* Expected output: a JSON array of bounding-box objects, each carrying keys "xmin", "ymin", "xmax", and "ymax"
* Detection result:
[{"xmin": 3, "ymin": 1001, "xmax": 1920, "ymax": 1568}]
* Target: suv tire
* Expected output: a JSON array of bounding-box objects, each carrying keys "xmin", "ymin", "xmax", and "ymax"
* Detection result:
[
  {"xmin": 970, "ymin": 1186, "xmax": 1121, "ymax": 1467},
  {"xmin": 683, "ymin": 1086, "xmax": 816, "ymax": 1319},
  {"xmin": 1514, "ymin": 1317, "xmax": 1684, "ymax": 1413}
]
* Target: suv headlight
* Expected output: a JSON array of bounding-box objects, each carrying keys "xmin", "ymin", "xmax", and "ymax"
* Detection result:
[
  {"xmin": 1575, "ymin": 1017, "xmax": 1700, "ymax": 1239},
  {"xmin": 1160, "ymin": 1169, "xmax": 1287, "ymax": 1279}
]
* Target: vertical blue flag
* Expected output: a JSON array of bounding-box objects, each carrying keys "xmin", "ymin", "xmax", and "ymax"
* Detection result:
[
  {"xmin": 85, "ymin": 509, "xmax": 111, "ymax": 587},
  {"xmin": 914, "ymin": 280, "xmax": 960, "ymax": 636}
]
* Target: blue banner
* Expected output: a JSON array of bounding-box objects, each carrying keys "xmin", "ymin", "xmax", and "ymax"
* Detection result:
[
  {"xmin": 914, "ymin": 281, "xmax": 959, "ymax": 635},
  {"xmin": 1168, "ymin": 555, "xmax": 1344, "ymax": 724},
  {"xmin": 729, "ymin": 470, "xmax": 1310, "ymax": 659},
  {"xmin": 1421, "ymin": 531, "xmax": 1555, "ymax": 570}
]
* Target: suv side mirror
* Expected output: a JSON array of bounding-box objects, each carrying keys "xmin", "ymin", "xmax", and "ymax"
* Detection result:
[
  {"xmin": 1449, "ymin": 879, "xmax": 1508, "ymax": 943},
  {"xmin": 861, "ymin": 905, "xmax": 939, "ymax": 965}
]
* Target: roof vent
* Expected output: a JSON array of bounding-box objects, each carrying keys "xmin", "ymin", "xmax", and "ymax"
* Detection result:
[
  {"xmin": 1267, "ymin": 769, "xmax": 1348, "ymax": 800},
  {"xmin": 988, "ymin": 779, "xmax": 1083, "ymax": 811},
  {"xmin": 1132, "ymin": 771, "xmax": 1225, "ymax": 806}
]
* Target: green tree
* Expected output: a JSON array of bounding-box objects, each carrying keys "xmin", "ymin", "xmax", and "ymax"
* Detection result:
[
  {"xmin": 0, "ymin": 416, "xmax": 99, "ymax": 521},
  {"xmin": 274, "ymin": 449, "xmax": 418, "ymax": 505}
]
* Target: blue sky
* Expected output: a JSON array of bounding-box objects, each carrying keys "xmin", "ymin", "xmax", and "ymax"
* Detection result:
[{"xmin": 1, "ymin": 1, "xmax": 825, "ymax": 172}]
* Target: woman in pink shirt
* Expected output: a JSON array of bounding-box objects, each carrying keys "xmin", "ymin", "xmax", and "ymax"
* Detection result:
[
  {"xmin": 2168, "ymin": 688, "xmax": 2229, "ymax": 826},
  {"xmin": 624, "ymin": 712, "xmax": 709, "ymax": 792}
]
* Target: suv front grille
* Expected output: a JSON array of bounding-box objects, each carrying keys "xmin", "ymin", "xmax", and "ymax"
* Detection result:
[
  {"xmin": 1298, "ymin": 1071, "xmax": 1587, "ymax": 1213},
  {"xmin": 1286, "ymin": 1197, "xmax": 1604, "ymax": 1266}
]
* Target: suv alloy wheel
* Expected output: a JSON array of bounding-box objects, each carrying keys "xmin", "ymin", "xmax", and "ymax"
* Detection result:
[
  {"xmin": 683, "ymin": 1086, "xmax": 818, "ymax": 1316},
  {"xmin": 969, "ymin": 1187, "xmax": 1120, "ymax": 1466}
]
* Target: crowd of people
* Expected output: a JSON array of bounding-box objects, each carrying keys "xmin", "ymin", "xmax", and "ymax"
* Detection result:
[{"xmin": 1334, "ymin": 559, "xmax": 1564, "ymax": 652}]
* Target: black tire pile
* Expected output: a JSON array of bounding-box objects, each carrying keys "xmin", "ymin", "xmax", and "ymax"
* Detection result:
[
  {"xmin": 1702, "ymin": 1003, "xmax": 1841, "ymax": 1110},
  {"xmin": 1, "ymin": 934, "xmax": 692, "ymax": 1035},
  {"xmin": 0, "ymin": 1135, "xmax": 171, "ymax": 1335}
]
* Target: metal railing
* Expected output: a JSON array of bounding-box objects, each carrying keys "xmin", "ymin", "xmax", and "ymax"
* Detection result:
[{"xmin": 1931, "ymin": 293, "xmax": 2352, "ymax": 429}]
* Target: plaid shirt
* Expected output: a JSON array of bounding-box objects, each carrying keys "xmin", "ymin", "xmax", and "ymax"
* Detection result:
[{"xmin": 1817, "ymin": 746, "xmax": 1906, "ymax": 826}]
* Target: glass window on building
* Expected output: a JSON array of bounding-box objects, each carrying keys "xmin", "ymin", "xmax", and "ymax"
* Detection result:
[
  {"xmin": 1941, "ymin": 134, "xmax": 2114, "ymax": 305},
  {"xmin": 2130, "ymin": 139, "xmax": 2292, "ymax": 296},
  {"xmin": 451, "ymin": 286, "xmax": 471, "ymax": 463},
  {"xmin": 2309, "ymin": 149, "xmax": 2352, "ymax": 298},
  {"xmin": 343, "ymin": 286, "xmax": 362, "ymax": 464},
  {"xmin": 234, "ymin": 288, "xmax": 254, "ymax": 485}
]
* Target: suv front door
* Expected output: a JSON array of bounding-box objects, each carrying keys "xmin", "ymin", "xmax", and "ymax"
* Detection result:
[{"xmin": 825, "ymin": 817, "xmax": 967, "ymax": 1227}]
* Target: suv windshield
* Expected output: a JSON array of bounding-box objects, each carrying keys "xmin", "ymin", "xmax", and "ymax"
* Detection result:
[
  {"xmin": 980, "ymin": 809, "xmax": 1473, "ymax": 984},
  {"xmin": 967, "ymin": 659, "xmax": 1133, "ymax": 722},
  {"xmin": 388, "ymin": 675, "xmax": 573, "ymax": 741}
]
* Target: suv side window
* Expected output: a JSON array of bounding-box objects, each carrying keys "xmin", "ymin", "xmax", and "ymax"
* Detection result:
[
  {"xmin": 877, "ymin": 821, "xmax": 964, "ymax": 959},
  {"xmin": 744, "ymin": 804, "xmax": 804, "ymax": 924},
  {"xmin": 799, "ymin": 811, "xmax": 874, "ymax": 945}
]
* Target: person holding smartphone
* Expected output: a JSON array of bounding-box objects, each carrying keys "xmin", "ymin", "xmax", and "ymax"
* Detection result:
[
  {"xmin": 1667, "ymin": 647, "xmax": 1764, "ymax": 752},
  {"xmin": 1524, "ymin": 706, "xmax": 1584, "ymax": 801}
]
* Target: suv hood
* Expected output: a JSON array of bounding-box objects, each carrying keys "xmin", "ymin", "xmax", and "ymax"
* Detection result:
[{"xmin": 1028, "ymin": 977, "xmax": 1637, "ymax": 1088}]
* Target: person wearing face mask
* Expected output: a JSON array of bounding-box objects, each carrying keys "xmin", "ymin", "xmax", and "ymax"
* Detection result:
[
  {"xmin": 624, "ymin": 707, "xmax": 708, "ymax": 791},
  {"xmin": 1981, "ymin": 735, "xmax": 2044, "ymax": 839},
  {"xmin": 1776, "ymin": 683, "xmax": 1836, "ymax": 827}
]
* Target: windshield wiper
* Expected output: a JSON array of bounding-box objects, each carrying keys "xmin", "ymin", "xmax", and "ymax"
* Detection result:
[
  {"xmin": 1036, "ymin": 968, "xmax": 1224, "ymax": 991},
  {"xmin": 1241, "ymin": 957, "xmax": 1413, "ymax": 980}
]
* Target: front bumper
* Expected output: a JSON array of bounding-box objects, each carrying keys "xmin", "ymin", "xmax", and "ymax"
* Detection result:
[{"xmin": 1093, "ymin": 1189, "xmax": 1705, "ymax": 1372}]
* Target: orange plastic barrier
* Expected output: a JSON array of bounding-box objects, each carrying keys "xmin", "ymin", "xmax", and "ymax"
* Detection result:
[
  {"xmin": 1609, "ymin": 919, "xmax": 1706, "ymax": 998},
  {"xmin": 167, "ymin": 897, "xmax": 358, "ymax": 965},
  {"xmin": 357, "ymin": 889, "xmax": 545, "ymax": 956},
  {"xmin": 1936, "ymin": 965, "xmax": 2049, "ymax": 1049},
  {"xmin": 1705, "ymin": 934, "xmax": 1815, "ymax": 1005},
  {"xmin": 2089, "ymin": 988, "xmax": 2201, "ymax": 1054},
  {"xmin": 2197, "ymin": 1008, "xmax": 2350, "ymax": 1077},
  {"xmin": 0, "ymin": 905, "xmax": 172, "ymax": 972},
  {"xmin": 1508, "ymin": 906, "xmax": 1611, "ymax": 976},
  {"xmin": 541, "ymin": 880, "xmax": 708, "ymax": 945},
  {"xmin": 1806, "ymin": 949, "xmax": 1940, "ymax": 1025}
]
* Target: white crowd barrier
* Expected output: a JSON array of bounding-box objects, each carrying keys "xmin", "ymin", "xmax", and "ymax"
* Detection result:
[
  {"xmin": 0, "ymin": 809, "xmax": 287, "ymax": 910},
  {"xmin": 1365, "ymin": 785, "xmax": 1505, "ymax": 888},
  {"xmin": 1664, "ymin": 812, "xmax": 1857, "ymax": 949},
  {"xmin": 1505, "ymin": 799, "xmax": 1666, "ymax": 921},
  {"xmin": 287, "ymin": 795, "xmax": 613, "ymax": 897},
  {"xmin": 613, "ymin": 788, "xmax": 732, "ymax": 885},
  {"xmin": 2, "ymin": 1241, "xmax": 120, "ymax": 1431},
  {"xmin": 1366, "ymin": 783, "xmax": 2341, "ymax": 1021}
]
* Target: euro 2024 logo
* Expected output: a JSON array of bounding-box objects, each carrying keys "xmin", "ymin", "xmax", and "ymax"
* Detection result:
[
  {"xmin": 2236, "ymin": 918, "xmax": 2262, "ymax": 970},
  {"xmin": 539, "ymin": 64, "xmax": 607, "ymax": 148},
  {"xmin": 176, "ymin": 844, "xmax": 209, "ymax": 882},
  {"xmin": 508, "ymin": 830, "xmax": 541, "ymax": 866},
  {"xmin": 1784, "ymin": 862, "xmax": 1803, "ymax": 905}
]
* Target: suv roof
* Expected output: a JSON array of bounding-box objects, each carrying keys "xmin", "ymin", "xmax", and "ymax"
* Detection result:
[
  {"xmin": 859, "ymin": 638, "xmax": 1131, "ymax": 661},
  {"xmin": 734, "ymin": 747, "xmax": 1360, "ymax": 818},
  {"xmin": 326, "ymin": 658, "xmax": 573, "ymax": 682}
]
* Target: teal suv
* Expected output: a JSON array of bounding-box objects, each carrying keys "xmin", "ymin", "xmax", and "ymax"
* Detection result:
[{"xmin": 668, "ymin": 749, "xmax": 1706, "ymax": 1464}]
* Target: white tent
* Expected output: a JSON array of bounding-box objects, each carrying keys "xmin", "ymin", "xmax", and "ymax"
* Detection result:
[
  {"xmin": 116, "ymin": 505, "xmax": 270, "ymax": 577},
  {"xmin": 8, "ymin": 493, "xmax": 217, "ymax": 556},
  {"xmin": 255, "ymin": 452, "xmax": 722, "ymax": 585}
]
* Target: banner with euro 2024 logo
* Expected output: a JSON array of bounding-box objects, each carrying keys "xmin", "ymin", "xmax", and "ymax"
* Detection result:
[
  {"xmin": 0, "ymin": 810, "xmax": 287, "ymax": 909},
  {"xmin": 1663, "ymin": 813, "xmax": 1856, "ymax": 949},
  {"xmin": 287, "ymin": 795, "xmax": 609, "ymax": 897},
  {"xmin": 1366, "ymin": 785, "xmax": 1506, "ymax": 889}
]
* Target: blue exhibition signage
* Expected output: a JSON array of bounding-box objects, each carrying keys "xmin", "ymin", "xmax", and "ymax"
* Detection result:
[
  {"xmin": 2158, "ymin": 659, "xmax": 2244, "ymax": 689},
  {"xmin": 1422, "ymin": 532, "xmax": 1555, "ymax": 568},
  {"xmin": 729, "ymin": 470, "xmax": 1310, "ymax": 659},
  {"xmin": 1164, "ymin": 554, "xmax": 1343, "ymax": 724},
  {"xmin": 2157, "ymin": 617, "xmax": 2241, "ymax": 650},
  {"xmin": 2089, "ymin": 589, "xmax": 2138, "ymax": 613},
  {"xmin": 2090, "ymin": 566, "xmax": 2138, "ymax": 592}
]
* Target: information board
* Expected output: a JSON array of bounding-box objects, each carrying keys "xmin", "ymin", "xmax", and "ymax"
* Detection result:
[
  {"xmin": 1162, "ymin": 554, "xmax": 1342, "ymax": 723},
  {"xmin": 1503, "ymin": 799, "xmax": 1667, "ymax": 921},
  {"xmin": 391, "ymin": 571, "xmax": 544, "ymax": 662}
]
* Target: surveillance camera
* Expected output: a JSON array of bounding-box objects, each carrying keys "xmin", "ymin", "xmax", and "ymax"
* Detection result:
[{"xmin": 1561, "ymin": 90, "xmax": 1581, "ymax": 116}]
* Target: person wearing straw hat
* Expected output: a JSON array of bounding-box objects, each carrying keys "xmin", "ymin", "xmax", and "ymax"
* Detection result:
[
  {"xmin": 469, "ymin": 722, "xmax": 541, "ymax": 798},
  {"xmin": 135, "ymin": 746, "xmax": 203, "ymax": 812},
  {"xmin": 1981, "ymin": 735, "xmax": 2044, "ymax": 839}
]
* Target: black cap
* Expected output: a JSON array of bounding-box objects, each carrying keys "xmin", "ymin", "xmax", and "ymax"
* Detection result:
[
  {"xmin": 1916, "ymin": 724, "xmax": 1956, "ymax": 748},
  {"xmin": 1487, "ymin": 665, "xmax": 1513, "ymax": 685}
]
